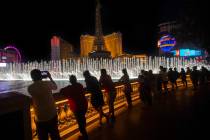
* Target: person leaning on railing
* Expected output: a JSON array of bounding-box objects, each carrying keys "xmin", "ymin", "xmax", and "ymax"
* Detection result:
[
  {"xmin": 60, "ymin": 75, "xmax": 88, "ymax": 140},
  {"xmin": 83, "ymin": 70, "xmax": 109, "ymax": 126},
  {"xmin": 118, "ymin": 68, "xmax": 133, "ymax": 108},
  {"xmin": 99, "ymin": 69, "xmax": 117, "ymax": 122}
]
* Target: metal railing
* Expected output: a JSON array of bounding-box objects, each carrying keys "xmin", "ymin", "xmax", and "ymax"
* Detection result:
[
  {"xmin": 31, "ymin": 81, "xmax": 140, "ymax": 139},
  {"xmin": 30, "ymin": 75, "xmax": 195, "ymax": 139}
]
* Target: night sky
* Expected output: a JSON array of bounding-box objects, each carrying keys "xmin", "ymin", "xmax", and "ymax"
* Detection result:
[{"xmin": 0, "ymin": 0, "xmax": 209, "ymax": 61}]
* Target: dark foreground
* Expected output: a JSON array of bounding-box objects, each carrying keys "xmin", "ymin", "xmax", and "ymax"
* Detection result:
[{"xmin": 86, "ymin": 85, "xmax": 210, "ymax": 140}]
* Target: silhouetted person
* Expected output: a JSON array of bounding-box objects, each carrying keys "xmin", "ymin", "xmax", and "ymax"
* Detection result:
[
  {"xmin": 99, "ymin": 69, "xmax": 116, "ymax": 122},
  {"xmin": 204, "ymin": 66, "xmax": 210, "ymax": 81},
  {"xmin": 159, "ymin": 66, "xmax": 164, "ymax": 71},
  {"xmin": 168, "ymin": 68, "xmax": 176, "ymax": 90},
  {"xmin": 28, "ymin": 69, "xmax": 60, "ymax": 140},
  {"xmin": 180, "ymin": 68, "xmax": 187, "ymax": 87},
  {"xmin": 138, "ymin": 70, "xmax": 146, "ymax": 102},
  {"xmin": 83, "ymin": 70, "xmax": 109, "ymax": 125},
  {"xmin": 173, "ymin": 68, "xmax": 179, "ymax": 88},
  {"xmin": 148, "ymin": 70, "xmax": 155, "ymax": 95},
  {"xmin": 207, "ymin": 68, "xmax": 210, "ymax": 81},
  {"xmin": 160, "ymin": 67, "xmax": 168, "ymax": 93},
  {"xmin": 157, "ymin": 66, "xmax": 164, "ymax": 94},
  {"xmin": 60, "ymin": 75, "xmax": 88, "ymax": 140},
  {"xmin": 186, "ymin": 67, "xmax": 191, "ymax": 75},
  {"xmin": 142, "ymin": 71, "xmax": 152, "ymax": 105},
  {"xmin": 200, "ymin": 66, "xmax": 208, "ymax": 85},
  {"xmin": 157, "ymin": 74, "xmax": 163, "ymax": 94},
  {"xmin": 190, "ymin": 66, "xmax": 199, "ymax": 90},
  {"xmin": 119, "ymin": 68, "xmax": 132, "ymax": 108}
]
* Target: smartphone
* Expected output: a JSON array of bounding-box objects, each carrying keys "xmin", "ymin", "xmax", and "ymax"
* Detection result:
[{"xmin": 41, "ymin": 71, "xmax": 48, "ymax": 79}]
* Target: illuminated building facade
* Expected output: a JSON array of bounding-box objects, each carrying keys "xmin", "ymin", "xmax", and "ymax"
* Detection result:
[
  {"xmin": 51, "ymin": 36, "xmax": 75, "ymax": 60},
  {"xmin": 80, "ymin": 32, "xmax": 123, "ymax": 58},
  {"xmin": 158, "ymin": 21, "xmax": 178, "ymax": 34},
  {"xmin": 157, "ymin": 21, "xmax": 178, "ymax": 56},
  {"xmin": 157, "ymin": 34, "xmax": 176, "ymax": 55},
  {"xmin": 157, "ymin": 21, "xmax": 207, "ymax": 58},
  {"xmin": 80, "ymin": 35, "xmax": 95, "ymax": 57},
  {"xmin": 170, "ymin": 42, "xmax": 208, "ymax": 58},
  {"xmin": 105, "ymin": 33, "xmax": 123, "ymax": 57},
  {"xmin": 80, "ymin": 0, "xmax": 122, "ymax": 58}
]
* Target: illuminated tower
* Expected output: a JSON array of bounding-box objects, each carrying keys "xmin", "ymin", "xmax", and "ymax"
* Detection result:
[
  {"xmin": 51, "ymin": 36, "xmax": 74, "ymax": 60},
  {"xmin": 51, "ymin": 36, "xmax": 60, "ymax": 60},
  {"xmin": 89, "ymin": 0, "xmax": 111, "ymax": 58}
]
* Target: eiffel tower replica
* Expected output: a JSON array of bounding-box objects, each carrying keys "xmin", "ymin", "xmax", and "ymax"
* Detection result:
[{"xmin": 88, "ymin": 0, "xmax": 111, "ymax": 58}]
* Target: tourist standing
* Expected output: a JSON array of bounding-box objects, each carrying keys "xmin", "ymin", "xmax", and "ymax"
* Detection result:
[
  {"xmin": 144, "ymin": 71, "xmax": 152, "ymax": 105},
  {"xmin": 161, "ymin": 68, "xmax": 168, "ymax": 93},
  {"xmin": 200, "ymin": 66, "xmax": 208, "ymax": 85},
  {"xmin": 190, "ymin": 66, "xmax": 199, "ymax": 90},
  {"xmin": 138, "ymin": 70, "xmax": 145, "ymax": 102},
  {"xmin": 168, "ymin": 68, "xmax": 176, "ymax": 90},
  {"xmin": 83, "ymin": 70, "xmax": 109, "ymax": 125},
  {"xmin": 28, "ymin": 69, "xmax": 60, "ymax": 140},
  {"xmin": 60, "ymin": 75, "xmax": 88, "ymax": 140},
  {"xmin": 148, "ymin": 70, "xmax": 155, "ymax": 95},
  {"xmin": 173, "ymin": 68, "xmax": 179, "ymax": 88},
  {"xmin": 180, "ymin": 68, "xmax": 187, "ymax": 87},
  {"xmin": 139, "ymin": 71, "xmax": 152, "ymax": 105},
  {"xmin": 99, "ymin": 69, "xmax": 116, "ymax": 122},
  {"xmin": 119, "ymin": 68, "xmax": 132, "ymax": 108},
  {"xmin": 186, "ymin": 67, "xmax": 191, "ymax": 75},
  {"xmin": 157, "ymin": 66, "xmax": 164, "ymax": 94}
]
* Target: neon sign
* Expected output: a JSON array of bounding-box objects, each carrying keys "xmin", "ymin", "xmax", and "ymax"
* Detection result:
[
  {"xmin": 171, "ymin": 49, "xmax": 202, "ymax": 57},
  {"xmin": 4, "ymin": 46, "xmax": 22, "ymax": 62},
  {"xmin": 158, "ymin": 34, "xmax": 176, "ymax": 52}
]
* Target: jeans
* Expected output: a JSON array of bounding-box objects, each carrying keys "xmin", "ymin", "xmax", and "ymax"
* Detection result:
[
  {"xmin": 36, "ymin": 115, "xmax": 60, "ymax": 140},
  {"xmin": 74, "ymin": 111, "xmax": 88, "ymax": 139}
]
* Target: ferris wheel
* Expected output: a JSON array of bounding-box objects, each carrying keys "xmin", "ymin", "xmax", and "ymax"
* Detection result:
[{"xmin": 4, "ymin": 46, "xmax": 22, "ymax": 62}]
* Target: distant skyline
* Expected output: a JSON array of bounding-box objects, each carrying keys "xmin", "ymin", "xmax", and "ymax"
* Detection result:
[{"xmin": 0, "ymin": 0, "xmax": 209, "ymax": 61}]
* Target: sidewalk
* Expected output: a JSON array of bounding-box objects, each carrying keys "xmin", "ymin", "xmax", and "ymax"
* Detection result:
[{"xmin": 76, "ymin": 84, "xmax": 210, "ymax": 140}]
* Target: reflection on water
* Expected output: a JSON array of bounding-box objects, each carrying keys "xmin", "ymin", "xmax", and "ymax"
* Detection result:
[
  {"xmin": 0, "ymin": 80, "xmax": 84, "ymax": 96},
  {"xmin": 0, "ymin": 79, "xmax": 118, "ymax": 96}
]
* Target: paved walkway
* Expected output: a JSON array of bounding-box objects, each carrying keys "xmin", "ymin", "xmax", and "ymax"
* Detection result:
[{"xmin": 85, "ymin": 84, "xmax": 210, "ymax": 140}]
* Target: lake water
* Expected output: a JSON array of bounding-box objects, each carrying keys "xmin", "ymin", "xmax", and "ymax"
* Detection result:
[
  {"xmin": 0, "ymin": 79, "xmax": 119, "ymax": 96},
  {"xmin": 0, "ymin": 80, "xmax": 83, "ymax": 96}
]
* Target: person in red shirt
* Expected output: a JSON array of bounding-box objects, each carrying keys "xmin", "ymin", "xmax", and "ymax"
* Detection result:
[
  {"xmin": 99, "ymin": 69, "xmax": 116, "ymax": 122},
  {"xmin": 60, "ymin": 75, "xmax": 88, "ymax": 140}
]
